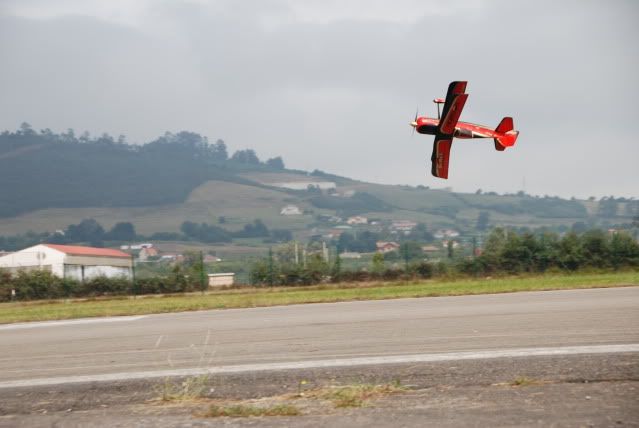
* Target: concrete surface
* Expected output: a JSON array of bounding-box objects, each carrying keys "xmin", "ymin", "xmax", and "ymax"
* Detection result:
[
  {"xmin": 0, "ymin": 287, "xmax": 637, "ymax": 426},
  {"xmin": 1, "ymin": 287, "xmax": 638, "ymax": 385}
]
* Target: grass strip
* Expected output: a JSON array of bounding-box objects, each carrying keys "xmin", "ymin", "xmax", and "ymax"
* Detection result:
[{"xmin": 1, "ymin": 271, "xmax": 637, "ymax": 324}]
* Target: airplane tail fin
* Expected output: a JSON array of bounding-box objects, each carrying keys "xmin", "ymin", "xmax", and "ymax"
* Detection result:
[{"xmin": 494, "ymin": 117, "xmax": 518, "ymax": 151}]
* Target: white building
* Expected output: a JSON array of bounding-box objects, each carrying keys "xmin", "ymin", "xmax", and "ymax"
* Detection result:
[
  {"xmin": 270, "ymin": 181, "xmax": 336, "ymax": 190},
  {"xmin": 434, "ymin": 229, "xmax": 460, "ymax": 239},
  {"xmin": 391, "ymin": 220, "xmax": 418, "ymax": 232},
  {"xmin": 208, "ymin": 273, "xmax": 235, "ymax": 287},
  {"xmin": 138, "ymin": 247, "xmax": 159, "ymax": 261},
  {"xmin": 346, "ymin": 216, "xmax": 368, "ymax": 225},
  {"xmin": 376, "ymin": 241, "xmax": 400, "ymax": 253},
  {"xmin": 120, "ymin": 243, "xmax": 153, "ymax": 250},
  {"xmin": 280, "ymin": 205, "xmax": 302, "ymax": 215},
  {"xmin": 0, "ymin": 244, "xmax": 133, "ymax": 281}
]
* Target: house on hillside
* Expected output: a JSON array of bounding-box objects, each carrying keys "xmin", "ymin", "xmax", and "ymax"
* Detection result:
[
  {"xmin": 391, "ymin": 221, "xmax": 417, "ymax": 233},
  {"xmin": 280, "ymin": 205, "xmax": 302, "ymax": 215},
  {"xmin": 0, "ymin": 244, "xmax": 132, "ymax": 281},
  {"xmin": 376, "ymin": 241, "xmax": 400, "ymax": 253},
  {"xmin": 434, "ymin": 229, "xmax": 460, "ymax": 239},
  {"xmin": 120, "ymin": 243, "xmax": 153, "ymax": 251},
  {"xmin": 347, "ymin": 216, "xmax": 368, "ymax": 225},
  {"xmin": 270, "ymin": 181, "xmax": 336, "ymax": 190},
  {"xmin": 160, "ymin": 254, "xmax": 184, "ymax": 263},
  {"xmin": 138, "ymin": 247, "xmax": 159, "ymax": 261},
  {"xmin": 421, "ymin": 245, "xmax": 439, "ymax": 253},
  {"xmin": 442, "ymin": 240, "xmax": 460, "ymax": 249}
]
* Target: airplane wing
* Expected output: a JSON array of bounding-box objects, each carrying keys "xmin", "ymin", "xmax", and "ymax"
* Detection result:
[
  {"xmin": 430, "ymin": 136, "xmax": 453, "ymax": 179},
  {"xmin": 438, "ymin": 81, "xmax": 468, "ymax": 135}
]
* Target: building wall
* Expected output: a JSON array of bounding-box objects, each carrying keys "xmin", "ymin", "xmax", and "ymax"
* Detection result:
[
  {"xmin": 64, "ymin": 255, "xmax": 132, "ymax": 280},
  {"xmin": 64, "ymin": 255, "xmax": 132, "ymax": 268},
  {"xmin": 64, "ymin": 264, "xmax": 132, "ymax": 281},
  {"xmin": 0, "ymin": 245, "xmax": 132, "ymax": 280},
  {"xmin": 0, "ymin": 244, "xmax": 66, "ymax": 276}
]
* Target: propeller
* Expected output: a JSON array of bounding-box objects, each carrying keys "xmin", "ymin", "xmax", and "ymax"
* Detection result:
[{"xmin": 410, "ymin": 107, "xmax": 418, "ymax": 136}]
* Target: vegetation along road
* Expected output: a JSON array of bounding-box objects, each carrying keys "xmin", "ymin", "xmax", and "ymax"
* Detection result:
[{"xmin": 0, "ymin": 271, "xmax": 637, "ymax": 324}]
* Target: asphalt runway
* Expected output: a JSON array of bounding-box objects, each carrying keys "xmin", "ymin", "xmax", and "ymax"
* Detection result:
[{"xmin": 1, "ymin": 287, "xmax": 638, "ymax": 387}]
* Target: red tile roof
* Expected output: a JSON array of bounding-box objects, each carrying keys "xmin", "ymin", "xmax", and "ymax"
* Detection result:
[{"xmin": 44, "ymin": 244, "xmax": 131, "ymax": 258}]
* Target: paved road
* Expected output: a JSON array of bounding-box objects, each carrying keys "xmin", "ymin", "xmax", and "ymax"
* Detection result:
[{"xmin": 1, "ymin": 287, "xmax": 638, "ymax": 386}]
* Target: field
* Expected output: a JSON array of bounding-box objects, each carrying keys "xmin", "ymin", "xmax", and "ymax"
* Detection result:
[
  {"xmin": 0, "ymin": 180, "xmax": 318, "ymax": 236},
  {"xmin": 0, "ymin": 169, "xmax": 602, "ymax": 236},
  {"xmin": 1, "ymin": 271, "xmax": 636, "ymax": 324}
]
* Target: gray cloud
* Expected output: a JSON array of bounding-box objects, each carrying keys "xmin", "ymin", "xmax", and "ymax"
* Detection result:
[{"xmin": 1, "ymin": 0, "xmax": 637, "ymax": 198}]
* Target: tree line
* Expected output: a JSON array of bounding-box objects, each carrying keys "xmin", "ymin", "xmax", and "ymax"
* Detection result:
[
  {"xmin": 249, "ymin": 228, "xmax": 639, "ymax": 286},
  {"xmin": 0, "ymin": 124, "xmax": 286, "ymax": 217},
  {"xmin": 458, "ymin": 228, "xmax": 639, "ymax": 274},
  {"xmin": 0, "ymin": 218, "xmax": 294, "ymax": 251},
  {"xmin": 1, "ymin": 228, "xmax": 637, "ymax": 301}
]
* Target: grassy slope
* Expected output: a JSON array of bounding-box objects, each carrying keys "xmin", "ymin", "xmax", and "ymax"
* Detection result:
[
  {"xmin": 1, "ymin": 271, "xmax": 636, "ymax": 324},
  {"xmin": 0, "ymin": 180, "xmax": 314, "ymax": 235},
  {"xmin": 0, "ymin": 170, "xmax": 601, "ymax": 236}
]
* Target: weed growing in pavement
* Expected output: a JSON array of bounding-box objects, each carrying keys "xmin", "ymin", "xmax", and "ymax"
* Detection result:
[
  {"xmin": 302, "ymin": 382, "xmax": 407, "ymax": 408},
  {"xmin": 155, "ymin": 329, "xmax": 217, "ymax": 402},
  {"xmin": 205, "ymin": 403, "xmax": 300, "ymax": 417},
  {"xmin": 158, "ymin": 374, "xmax": 211, "ymax": 402},
  {"xmin": 297, "ymin": 379, "xmax": 309, "ymax": 396}
]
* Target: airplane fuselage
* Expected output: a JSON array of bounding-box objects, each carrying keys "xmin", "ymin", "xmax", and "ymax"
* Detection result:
[{"xmin": 415, "ymin": 117, "xmax": 497, "ymax": 139}]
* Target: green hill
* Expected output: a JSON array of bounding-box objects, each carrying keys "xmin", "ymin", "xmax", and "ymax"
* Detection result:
[{"xmin": 0, "ymin": 124, "xmax": 637, "ymax": 240}]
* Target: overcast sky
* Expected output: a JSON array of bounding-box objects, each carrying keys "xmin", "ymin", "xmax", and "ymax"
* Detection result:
[{"xmin": 1, "ymin": 0, "xmax": 637, "ymax": 199}]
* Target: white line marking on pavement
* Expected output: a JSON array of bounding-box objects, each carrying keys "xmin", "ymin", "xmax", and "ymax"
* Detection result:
[
  {"xmin": 0, "ymin": 316, "xmax": 147, "ymax": 331},
  {"xmin": 1, "ymin": 343, "xmax": 637, "ymax": 389}
]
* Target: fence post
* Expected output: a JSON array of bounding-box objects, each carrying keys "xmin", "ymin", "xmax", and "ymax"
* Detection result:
[
  {"xmin": 131, "ymin": 253, "xmax": 137, "ymax": 298},
  {"xmin": 268, "ymin": 247, "xmax": 274, "ymax": 287}
]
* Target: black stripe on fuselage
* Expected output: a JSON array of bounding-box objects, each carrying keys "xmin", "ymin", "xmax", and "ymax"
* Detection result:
[{"xmin": 417, "ymin": 124, "xmax": 438, "ymax": 135}]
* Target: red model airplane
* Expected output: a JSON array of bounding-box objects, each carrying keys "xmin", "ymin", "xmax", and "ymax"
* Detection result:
[{"xmin": 410, "ymin": 81, "xmax": 519, "ymax": 179}]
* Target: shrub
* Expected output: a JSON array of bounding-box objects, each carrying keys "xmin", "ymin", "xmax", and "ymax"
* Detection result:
[
  {"xmin": 82, "ymin": 276, "xmax": 132, "ymax": 296},
  {"xmin": 12, "ymin": 270, "xmax": 66, "ymax": 300},
  {"xmin": 412, "ymin": 261, "xmax": 434, "ymax": 278}
]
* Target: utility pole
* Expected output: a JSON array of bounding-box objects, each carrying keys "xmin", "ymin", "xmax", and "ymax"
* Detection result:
[
  {"xmin": 294, "ymin": 241, "xmax": 299, "ymax": 265},
  {"xmin": 333, "ymin": 245, "xmax": 342, "ymax": 279},
  {"xmin": 472, "ymin": 236, "xmax": 477, "ymax": 258},
  {"xmin": 402, "ymin": 243, "xmax": 409, "ymax": 270},
  {"xmin": 131, "ymin": 253, "xmax": 137, "ymax": 298},
  {"xmin": 199, "ymin": 250, "xmax": 206, "ymax": 294}
]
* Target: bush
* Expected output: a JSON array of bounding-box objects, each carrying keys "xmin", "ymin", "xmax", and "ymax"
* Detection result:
[
  {"xmin": 412, "ymin": 261, "xmax": 434, "ymax": 279},
  {"xmin": 13, "ymin": 270, "xmax": 66, "ymax": 300},
  {"xmin": 381, "ymin": 268, "xmax": 403, "ymax": 281},
  {"xmin": 81, "ymin": 276, "xmax": 132, "ymax": 297}
]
